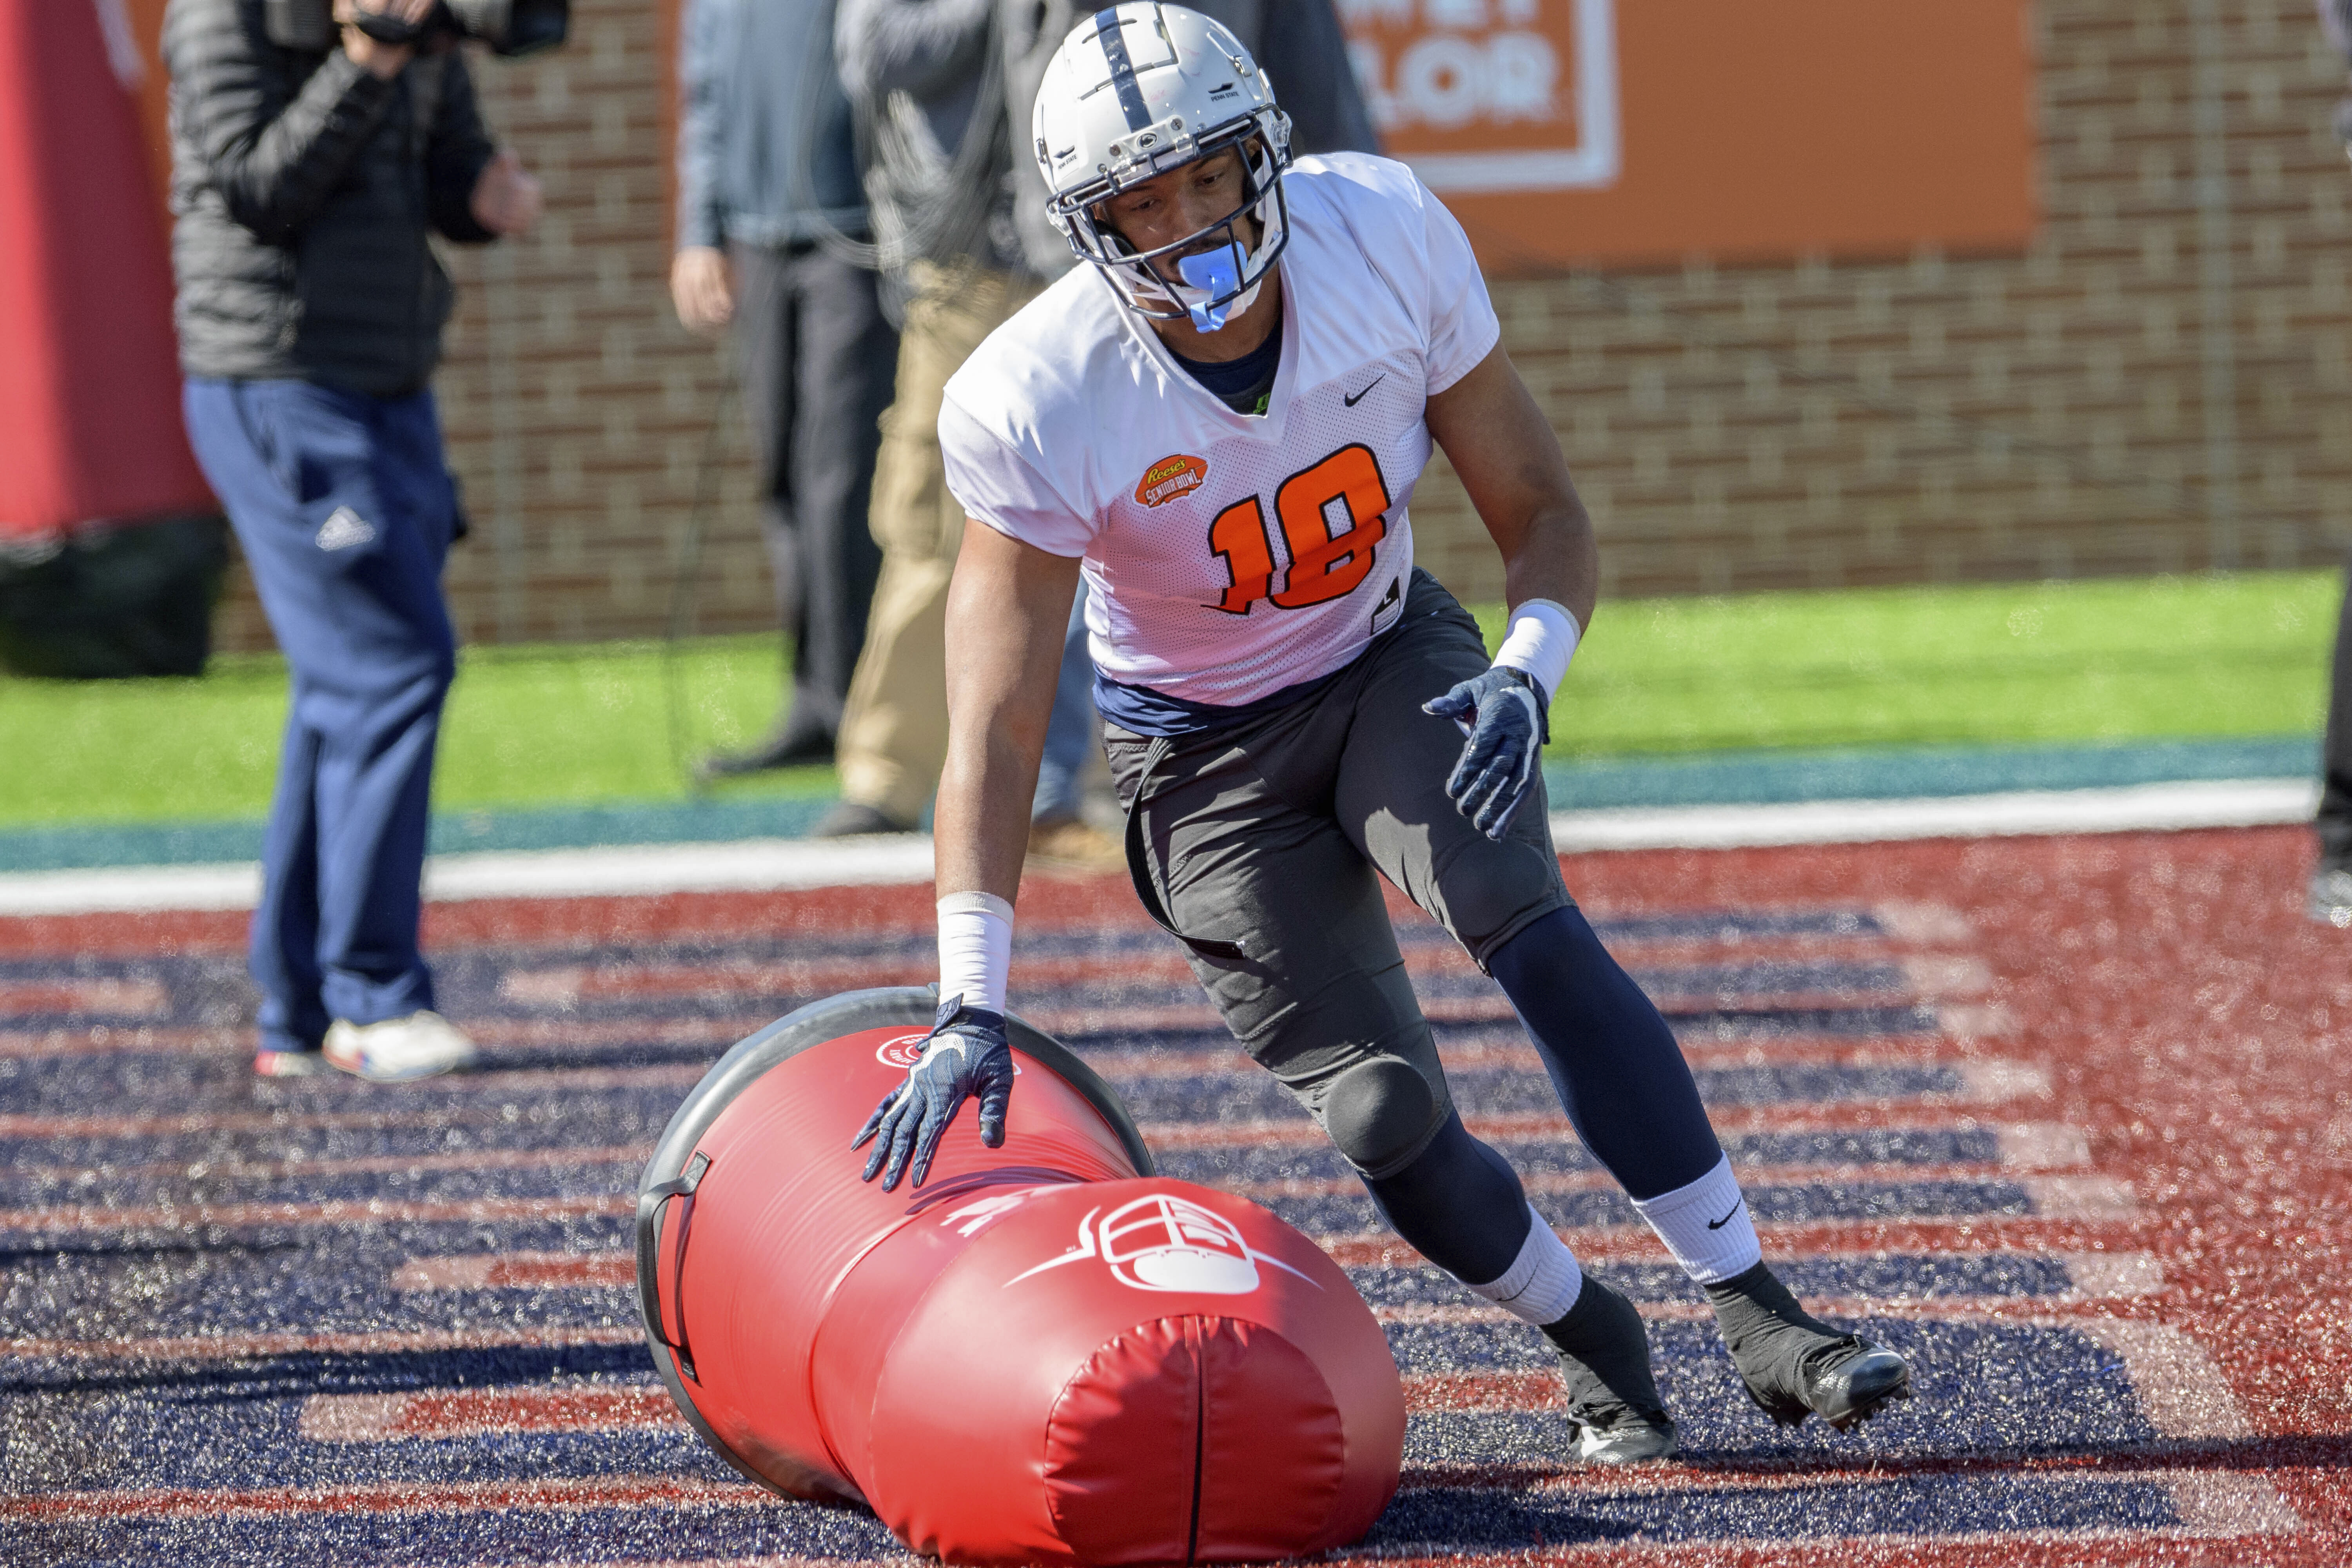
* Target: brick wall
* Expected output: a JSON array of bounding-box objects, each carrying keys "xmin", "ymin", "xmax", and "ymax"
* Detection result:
[
  {"xmin": 207, "ymin": 0, "xmax": 2352, "ymax": 652},
  {"xmin": 211, "ymin": 0, "xmax": 763, "ymax": 652}
]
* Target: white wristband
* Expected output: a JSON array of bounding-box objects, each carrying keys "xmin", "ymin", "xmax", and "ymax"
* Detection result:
[
  {"xmin": 1493, "ymin": 598, "xmax": 1580, "ymax": 702},
  {"xmin": 937, "ymin": 891, "xmax": 1014, "ymax": 1014}
]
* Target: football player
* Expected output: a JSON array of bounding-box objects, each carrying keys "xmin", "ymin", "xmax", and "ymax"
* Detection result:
[{"xmin": 855, "ymin": 3, "xmax": 1911, "ymax": 1461}]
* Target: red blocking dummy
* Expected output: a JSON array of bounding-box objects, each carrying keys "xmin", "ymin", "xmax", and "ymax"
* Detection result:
[{"xmin": 636, "ymin": 989, "xmax": 1404, "ymax": 1564}]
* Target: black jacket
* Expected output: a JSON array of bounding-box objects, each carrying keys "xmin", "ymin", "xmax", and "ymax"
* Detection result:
[{"xmin": 163, "ymin": 0, "xmax": 499, "ymax": 397}]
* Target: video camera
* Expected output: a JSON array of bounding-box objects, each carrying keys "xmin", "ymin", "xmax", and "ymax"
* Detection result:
[{"xmin": 263, "ymin": 0, "xmax": 568, "ymax": 58}]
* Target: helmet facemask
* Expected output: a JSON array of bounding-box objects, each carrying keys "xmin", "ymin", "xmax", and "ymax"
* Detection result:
[{"xmin": 1053, "ymin": 122, "xmax": 1292, "ymax": 334}]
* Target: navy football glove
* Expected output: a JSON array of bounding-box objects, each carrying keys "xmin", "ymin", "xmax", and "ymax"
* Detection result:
[
  {"xmin": 1423, "ymin": 666, "xmax": 1551, "ymax": 840},
  {"xmin": 852, "ymin": 994, "xmax": 1014, "ymax": 1192}
]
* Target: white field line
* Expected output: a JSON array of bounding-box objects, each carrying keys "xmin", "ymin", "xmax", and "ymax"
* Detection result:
[
  {"xmin": 2076, "ymin": 1320, "xmax": 2258, "ymax": 1441},
  {"xmin": 0, "ymin": 860, "xmax": 264, "ymax": 914},
  {"xmin": 420, "ymin": 837, "xmax": 937, "ymax": 900},
  {"xmin": 298, "ymin": 1387, "xmax": 680, "ymax": 1444},
  {"xmin": 1995, "ymin": 1123, "xmax": 2092, "ymax": 1170},
  {"xmin": 2164, "ymin": 1471, "xmax": 2304, "ymax": 1534},
  {"xmin": 1546, "ymin": 778, "xmax": 2316, "ymax": 852},
  {"xmin": 1956, "ymin": 1060, "xmax": 2053, "ymax": 1102},
  {"xmin": 0, "ymin": 835, "xmax": 937, "ymax": 915},
  {"xmin": 0, "ymin": 780, "xmax": 2315, "ymax": 915},
  {"xmin": 390, "ymin": 1252, "xmax": 629, "ymax": 1292},
  {"xmin": 1899, "ymin": 953, "xmax": 1996, "ymax": 999},
  {"xmin": 2052, "ymin": 1250, "xmax": 2165, "ymax": 1299},
  {"xmin": 1870, "ymin": 900, "xmax": 1976, "ymax": 944},
  {"xmin": 2018, "ymin": 1175, "xmax": 2141, "ymax": 1220},
  {"xmin": 1937, "ymin": 1002, "xmax": 2019, "ymax": 1039}
]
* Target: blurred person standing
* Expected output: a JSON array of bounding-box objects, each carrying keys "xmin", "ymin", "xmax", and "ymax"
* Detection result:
[
  {"xmin": 816, "ymin": 0, "xmax": 1378, "ymax": 862},
  {"xmin": 813, "ymin": 0, "xmax": 1056, "ymax": 849},
  {"xmin": 2316, "ymin": 0, "xmax": 2352, "ymax": 927},
  {"xmin": 164, "ymin": 0, "xmax": 541, "ymax": 1079},
  {"xmin": 674, "ymin": 0, "xmax": 897, "ymax": 778}
]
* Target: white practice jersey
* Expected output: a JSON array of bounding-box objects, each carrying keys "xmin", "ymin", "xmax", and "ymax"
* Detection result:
[{"xmin": 939, "ymin": 152, "xmax": 1499, "ymax": 713}]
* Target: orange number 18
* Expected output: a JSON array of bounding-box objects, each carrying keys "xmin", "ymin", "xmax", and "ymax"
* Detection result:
[{"xmin": 1203, "ymin": 444, "xmax": 1391, "ymax": 615}]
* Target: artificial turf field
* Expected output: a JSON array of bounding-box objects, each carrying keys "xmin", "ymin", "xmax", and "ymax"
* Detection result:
[{"xmin": 3, "ymin": 825, "xmax": 2349, "ymax": 1564}]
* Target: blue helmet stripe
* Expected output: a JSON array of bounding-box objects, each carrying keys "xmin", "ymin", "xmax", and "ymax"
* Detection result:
[{"xmin": 1093, "ymin": 8, "xmax": 1152, "ymax": 132}]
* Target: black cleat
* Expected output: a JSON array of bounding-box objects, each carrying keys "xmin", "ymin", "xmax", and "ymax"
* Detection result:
[
  {"xmin": 1704, "ymin": 1261, "xmax": 1912, "ymax": 1431},
  {"xmin": 697, "ymin": 723, "xmax": 835, "ymax": 780},
  {"xmin": 1541, "ymin": 1277, "xmax": 1678, "ymax": 1464},
  {"xmin": 808, "ymin": 800, "xmax": 918, "ymax": 839}
]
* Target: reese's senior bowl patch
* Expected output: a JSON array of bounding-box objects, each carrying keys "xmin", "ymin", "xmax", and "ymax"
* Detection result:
[{"xmin": 1135, "ymin": 454, "xmax": 1208, "ymax": 508}]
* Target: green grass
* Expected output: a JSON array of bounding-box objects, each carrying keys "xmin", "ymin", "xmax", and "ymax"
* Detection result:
[
  {"xmin": 0, "ymin": 571, "xmax": 2337, "ymax": 829},
  {"xmin": 1478, "ymin": 570, "xmax": 2339, "ymax": 759},
  {"xmin": 0, "ymin": 636, "xmax": 825, "ymax": 829}
]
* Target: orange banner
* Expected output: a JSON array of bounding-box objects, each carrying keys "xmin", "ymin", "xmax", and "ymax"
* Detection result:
[{"xmin": 1339, "ymin": 0, "xmax": 2038, "ymax": 270}]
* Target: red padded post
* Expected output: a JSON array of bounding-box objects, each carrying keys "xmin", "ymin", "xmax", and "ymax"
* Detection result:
[{"xmin": 643, "ymin": 1019, "xmax": 1405, "ymax": 1564}]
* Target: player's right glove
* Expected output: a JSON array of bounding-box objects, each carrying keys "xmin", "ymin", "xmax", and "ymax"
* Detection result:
[
  {"xmin": 852, "ymin": 993, "xmax": 1014, "ymax": 1192},
  {"xmin": 1424, "ymin": 666, "xmax": 1551, "ymax": 840}
]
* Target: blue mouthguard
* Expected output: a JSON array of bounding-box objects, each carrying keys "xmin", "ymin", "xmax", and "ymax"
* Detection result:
[{"xmin": 1177, "ymin": 249, "xmax": 1241, "ymax": 333}]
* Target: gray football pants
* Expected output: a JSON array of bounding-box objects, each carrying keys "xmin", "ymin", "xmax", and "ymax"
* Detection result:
[{"xmin": 1106, "ymin": 569, "xmax": 1572, "ymax": 1175}]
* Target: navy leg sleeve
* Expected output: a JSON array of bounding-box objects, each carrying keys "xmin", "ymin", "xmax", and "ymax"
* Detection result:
[
  {"xmin": 1487, "ymin": 904, "xmax": 1722, "ymax": 1200},
  {"xmin": 183, "ymin": 379, "xmax": 457, "ymax": 1049},
  {"xmin": 1362, "ymin": 1112, "xmax": 1535, "ymax": 1286}
]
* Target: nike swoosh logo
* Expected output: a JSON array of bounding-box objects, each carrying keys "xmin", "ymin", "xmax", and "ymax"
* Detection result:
[
  {"xmin": 1705, "ymin": 1200, "xmax": 1743, "ymax": 1230},
  {"xmin": 1343, "ymin": 374, "xmax": 1385, "ymax": 407}
]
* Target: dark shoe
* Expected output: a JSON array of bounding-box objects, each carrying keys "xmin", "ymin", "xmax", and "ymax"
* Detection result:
[
  {"xmin": 698, "ymin": 725, "xmax": 835, "ymax": 780},
  {"xmin": 2310, "ymin": 866, "xmax": 2352, "ymax": 929},
  {"xmin": 1540, "ymin": 1277, "xmax": 1678, "ymax": 1464},
  {"xmin": 1705, "ymin": 1261, "xmax": 1911, "ymax": 1430},
  {"xmin": 809, "ymin": 800, "xmax": 917, "ymax": 839}
]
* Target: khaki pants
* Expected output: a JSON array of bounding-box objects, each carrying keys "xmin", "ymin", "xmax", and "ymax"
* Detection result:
[{"xmin": 835, "ymin": 260, "xmax": 1045, "ymax": 821}]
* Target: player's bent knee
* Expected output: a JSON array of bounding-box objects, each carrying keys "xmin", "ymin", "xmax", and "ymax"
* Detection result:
[{"xmin": 1321, "ymin": 1056, "xmax": 1445, "ymax": 1180}]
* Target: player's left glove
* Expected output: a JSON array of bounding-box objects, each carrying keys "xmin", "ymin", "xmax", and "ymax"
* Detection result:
[
  {"xmin": 1424, "ymin": 666, "xmax": 1551, "ymax": 840},
  {"xmin": 853, "ymin": 994, "xmax": 1014, "ymax": 1192}
]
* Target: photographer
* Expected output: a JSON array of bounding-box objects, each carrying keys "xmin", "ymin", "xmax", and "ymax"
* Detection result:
[{"xmin": 163, "ymin": 0, "xmax": 542, "ymax": 1080}]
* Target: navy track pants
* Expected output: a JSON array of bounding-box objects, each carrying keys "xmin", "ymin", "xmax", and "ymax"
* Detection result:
[{"xmin": 183, "ymin": 379, "xmax": 457, "ymax": 1054}]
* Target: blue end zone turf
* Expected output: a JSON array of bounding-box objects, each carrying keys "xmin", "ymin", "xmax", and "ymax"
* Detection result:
[{"xmin": 0, "ymin": 896, "xmax": 2282, "ymax": 1559}]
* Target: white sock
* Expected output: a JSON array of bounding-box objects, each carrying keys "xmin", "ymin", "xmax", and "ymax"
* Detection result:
[
  {"xmin": 1461, "ymin": 1205, "xmax": 1584, "ymax": 1324},
  {"xmin": 1630, "ymin": 1154, "xmax": 1761, "ymax": 1285}
]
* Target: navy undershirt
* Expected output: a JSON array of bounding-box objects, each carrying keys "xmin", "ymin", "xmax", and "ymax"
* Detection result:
[
  {"xmin": 1095, "ymin": 661, "xmax": 1347, "ymax": 739},
  {"xmin": 1165, "ymin": 307, "xmax": 1283, "ymax": 415}
]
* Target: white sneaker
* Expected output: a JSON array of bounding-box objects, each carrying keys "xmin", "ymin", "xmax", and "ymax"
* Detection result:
[
  {"xmin": 322, "ymin": 1011, "xmax": 479, "ymax": 1082},
  {"xmin": 252, "ymin": 1048, "xmax": 332, "ymax": 1078},
  {"xmin": 2312, "ymin": 866, "xmax": 2352, "ymax": 929}
]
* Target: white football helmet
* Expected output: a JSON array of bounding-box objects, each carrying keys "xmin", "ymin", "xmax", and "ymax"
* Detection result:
[{"xmin": 1032, "ymin": 4, "xmax": 1294, "ymax": 332}]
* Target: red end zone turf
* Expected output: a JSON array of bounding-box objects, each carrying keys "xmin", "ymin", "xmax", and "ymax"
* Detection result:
[{"xmin": 1, "ymin": 824, "xmax": 2347, "ymax": 1564}]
